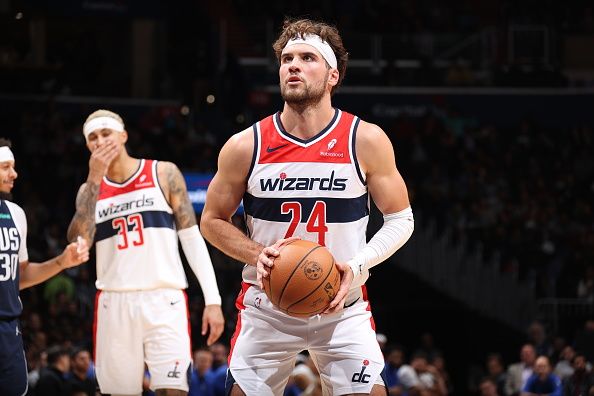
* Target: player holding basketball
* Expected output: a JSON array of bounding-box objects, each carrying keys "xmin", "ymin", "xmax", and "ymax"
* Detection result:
[
  {"xmin": 0, "ymin": 138, "xmax": 89, "ymax": 396},
  {"xmin": 201, "ymin": 18, "xmax": 414, "ymax": 396},
  {"xmin": 67, "ymin": 110, "xmax": 225, "ymax": 395}
]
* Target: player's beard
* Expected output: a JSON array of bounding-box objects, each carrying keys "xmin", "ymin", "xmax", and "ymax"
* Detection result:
[
  {"xmin": 0, "ymin": 192, "xmax": 12, "ymax": 200},
  {"xmin": 281, "ymin": 72, "xmax": 329, "ymax": 110}
]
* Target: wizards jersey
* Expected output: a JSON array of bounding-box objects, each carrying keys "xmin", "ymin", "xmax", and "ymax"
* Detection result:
[
  {"xmin": 243, "ymin": 108, "xmax": 370, "ymax": 287},
  {"xmin": 94, "ymin": 159, "xmax": 187, "ymax": 291},
  {"xmin": 0, "ymin": 200, "xmax": 28, "ymax": 319}
]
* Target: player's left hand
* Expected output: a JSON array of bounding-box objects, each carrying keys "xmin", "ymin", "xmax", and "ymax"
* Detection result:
[
  {"xmin": 202, "ymin": 304, "xmax": 225, "ymax": 346},
  {"xmin": 58, "ymin": 236, "xmax": 90, "ymax": 268},
  {"xmin": 323, "ymin": 261, "xmax": 353, "ymax": 314}
]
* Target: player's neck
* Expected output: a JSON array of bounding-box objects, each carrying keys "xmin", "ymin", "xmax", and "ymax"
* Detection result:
[
  {"xmin": 280, "ymin": 100, "xmax": 335, "ymax": 139},
  {"xmin": 106, "ymin": 153, "xmax": 140, "ymax": 183}
]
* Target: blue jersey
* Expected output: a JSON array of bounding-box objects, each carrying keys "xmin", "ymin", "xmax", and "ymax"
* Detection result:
[{"xmin": 0, "ymin": 200, "xmax": 28, "ymax": 319}]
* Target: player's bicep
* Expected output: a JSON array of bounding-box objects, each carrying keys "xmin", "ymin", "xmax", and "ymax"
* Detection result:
[
  {"xmin": 203, "ymin": 173, "xmax": 245, "ymax": 221},
  {"xmin": 203, "ymin": 131, "xmax": 252, "ymax": 221},
  {"xmin": 358, "ymin": 122, "xmax": 410, "ymax": 215},
  {"xmin": 160, "ymin": 161, "xmax": 197, "ymax": 230},
  {"xmin": 368, "ymin": 165, "xmax": 410, "ymax": 215}
]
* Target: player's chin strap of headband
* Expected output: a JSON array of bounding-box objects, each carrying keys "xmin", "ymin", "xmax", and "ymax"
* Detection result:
[
  {"xmin": 347, "ymin": 206, "xmax": 414, "ymax": 287},
  {"xmin": 0, "ymin": 146, "xmax": 14, "ymax": 163},
  {"xmin": 283, "ymin": 33, "xmax": 337, "ymax": 69},
  {"xmin": 178, "ymin": 225, "xmax": 222, "ymax": 306},
  {"xmin": 83, "ymin": 117, "xmax": 125, "ymax": 140}
]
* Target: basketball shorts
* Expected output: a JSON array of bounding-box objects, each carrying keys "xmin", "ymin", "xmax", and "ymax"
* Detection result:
[
  {"xmin": 94, "ymin": 289, "xmax": 192, "ymax": 394},
  {"xmin": 228, "ymin": 283, "xmax": 385, "ymax": 396},
  {"xmin": 0, "ymin": 319, "xmax": 28, "ymax": 396}
]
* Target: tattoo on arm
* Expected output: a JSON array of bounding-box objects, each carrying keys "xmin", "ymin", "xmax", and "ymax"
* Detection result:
[
  {"xmin": 67, "ymin": 182, "xmax": 99, "ymax": 243},
  {"xmin": 166, "ymin": 163, "xmax": 197, "ymax": 230}
]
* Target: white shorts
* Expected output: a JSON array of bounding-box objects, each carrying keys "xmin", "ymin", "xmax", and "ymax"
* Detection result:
[
  {"xmin": 228, "ymin": 283, "xmax": 385, "ymax": 396},
  {"xmin": 94, "ymin": 289, "xmax": 192, "ymax": 394}
]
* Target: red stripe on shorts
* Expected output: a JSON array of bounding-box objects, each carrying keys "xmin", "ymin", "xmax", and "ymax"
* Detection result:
[
  {"xmin": 93, "ymin": 290, "xmax": 102, "ymax": 362},
  {"xmin": 228, "ymin": 282, "xmax": 252, "ymax": 366},
  {"xmin": 361, "ymin": 285, "xmax": 376, "ymax": 330},
  {"xmin": 184, "ymin": 290, "xmax": 192, "ymax": 357}
]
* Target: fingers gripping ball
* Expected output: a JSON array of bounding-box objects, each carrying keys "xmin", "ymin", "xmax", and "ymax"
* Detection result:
[{"xmin": 263, "ymin": 240, "xmax": 340, "ymax": 317}]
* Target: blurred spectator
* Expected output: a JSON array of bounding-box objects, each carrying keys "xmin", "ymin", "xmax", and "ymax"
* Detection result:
[
  {"xmin": 521, "ymin": 356, "xmax": 562, "ymax": 396},
  {"xmin": 66, "ymin": 347, "xmax": 96, "ymax": 396},
  {"xmin": 189, "ymin": 348, "xmax": 214, "ymax": 396},
  {"xmin": 562, "ymin": 353, "xmax": 594, "ymax": 396},
  {"xmin": 418, "ymin": 332, "xmax": 443, "ymax": 363},
  {"xmin": 384, "ymin": 344, "xmax": 406, "ymax": 396},
  {"xmin": 551, "ymin": 337, "xmax": 568, "ymax": 365},
  {"xmin": 35, "ymin": 345, "xmax": 71, "ymax": 396},
  {"xmin": 26, "ymin": 348, "xmax": 47, "ymax": 390},
  {"xmin": 554, "ymin": 346, "xmax": 576, "ymax": 381},
  {"xmin": 432, "ymin": 353, "xmax": 453, "ymax": 395},
  {"xmin": 505, "ymin": 344, "xmax": 537, "ymax": 396},
  {"xmin": 575, "ymin": 321, "xmax": 594, "ymax": 364},
  {"xmin": 208, "ymin": 342, "xmax": 229, "ymax": 396},
  {"xmin": 399, "ymin": 351, "xmax": 448, "ymax": 396},
  {"xmin": 480, "ymin": 377, "xmax": 502, "ymax": 396},
  {"xmin": 486, "ymin": 353, "xmax": 508, "ymax": 396},
  {"xmin": 528, "ymin": 322, "xmax": 553, "ymax": 357}
]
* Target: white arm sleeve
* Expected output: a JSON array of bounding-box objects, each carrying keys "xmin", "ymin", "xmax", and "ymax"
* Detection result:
[
  {"xmin": 178, "ymin": 225, "xmax": 222, "ymax": 306},
  {"xmin": 347, "ymin": 206, "xmax": 414, "ymax": 284}
]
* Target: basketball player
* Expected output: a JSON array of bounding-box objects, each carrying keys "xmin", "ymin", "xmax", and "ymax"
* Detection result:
[
  {"xmin": 201, "ymin": 18, "xmax": 414, "ymax": 396},
  {"xmin": 67, "ymin": 110, "xmax": 225, "ymax": 396},
  {"xmin": 0, "ymin": 138, "xmax": 89, "ymax": 396}
]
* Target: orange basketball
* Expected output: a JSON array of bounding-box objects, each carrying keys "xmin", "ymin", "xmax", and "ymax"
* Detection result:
[{"xmin": 263, "ymin": 239, "xmax": 340, "ymax": 317}]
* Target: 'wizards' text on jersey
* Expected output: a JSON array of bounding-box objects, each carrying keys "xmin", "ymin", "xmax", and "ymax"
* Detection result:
[{"xmin": 243, "ymin": 109, "xmax": 370, "ymax": 287}]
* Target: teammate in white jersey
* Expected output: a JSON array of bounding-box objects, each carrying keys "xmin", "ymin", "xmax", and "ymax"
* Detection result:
[
  {"xmin": 67, "ymin": 110, "xmax": 225, "ymax": 396},
  {"xmin": 201, "ymin": 18, "xmax": 414, "ymax": 396},
  {"xmin": 0, "ymin": 138, "xmax": 89, "ymax": 396}
]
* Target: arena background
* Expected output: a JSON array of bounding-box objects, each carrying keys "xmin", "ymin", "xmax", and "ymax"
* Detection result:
[{"xmin": 1, "ymin": 0, "xmax": 594, "ymax": 395}]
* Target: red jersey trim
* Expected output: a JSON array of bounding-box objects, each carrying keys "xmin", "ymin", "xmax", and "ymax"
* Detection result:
[
  {"xmin": 258, "ymin": 110, "xmax": 356, "ymax": 164},
  {"xmin": 98, "ymin": 159, "xmax": 156, "ymax": 200}
]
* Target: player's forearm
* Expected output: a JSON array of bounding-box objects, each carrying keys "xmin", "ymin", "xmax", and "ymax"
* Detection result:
[
  {"xmin": 178, "ymin": 225, "xmax": 222, "ymax": 305},
  {"xmin": 19, "ymin": 257, "xmax": 64, "ymax": 290},
  {"xmin": 200, "ymin": 216, "xmax": 262, "ymax": 266},
  {"xmin": 67, "ymin": 182, "xmax": 99, "ymax": 243}
]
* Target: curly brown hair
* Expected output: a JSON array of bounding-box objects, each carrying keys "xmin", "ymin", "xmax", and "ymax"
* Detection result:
[{"xmin": 272, "ymin": 18, "xmax": 348, "ymax": 95}]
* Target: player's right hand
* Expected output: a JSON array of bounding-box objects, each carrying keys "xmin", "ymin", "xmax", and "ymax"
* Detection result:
[
  {"xmin": 256, "ymin": 236, "xmax": 300, "ymax": 288},
  {"xmin": 202, "ymin": 305, "xmax": 225, "ymax": 346},
  {"xmin": 88, "ymin": 140, "xmax": 119, "ymax": 182},
  {"xmin": 59, "ymin": 236, "xmax": 90, "ymax": 268}
]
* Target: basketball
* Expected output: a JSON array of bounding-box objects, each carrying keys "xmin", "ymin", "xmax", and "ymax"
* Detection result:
[{"xmin": 263, "ymin": 239, "xmax": 341, "ymax": 317}]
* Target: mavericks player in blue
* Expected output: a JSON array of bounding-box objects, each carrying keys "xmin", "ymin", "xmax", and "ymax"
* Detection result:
[{"xmin": 0, "ymin": 138, "xmax": 89, "ymax": 396}]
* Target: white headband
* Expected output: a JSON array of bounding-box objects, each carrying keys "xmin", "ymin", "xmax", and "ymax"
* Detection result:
[
  {"xmin": 0, "ymin": 146, "xmax": 14, "ymax": 163},
  {"xmin": 83, "ymin": 116, "xmax": 125, "ymax": 139},
  {"xmin": 283, "ymin": 34, "xmax": 337, "ymax": 69}
]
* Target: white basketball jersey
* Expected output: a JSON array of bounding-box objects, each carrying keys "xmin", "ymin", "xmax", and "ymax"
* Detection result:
[
  {"xmin": 244, "ymin": 109, "xmax": 370, "ymax": 287},
  {"xmin": 94, "ymin": 159, "xmax": 187, "ymax": 291}
]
